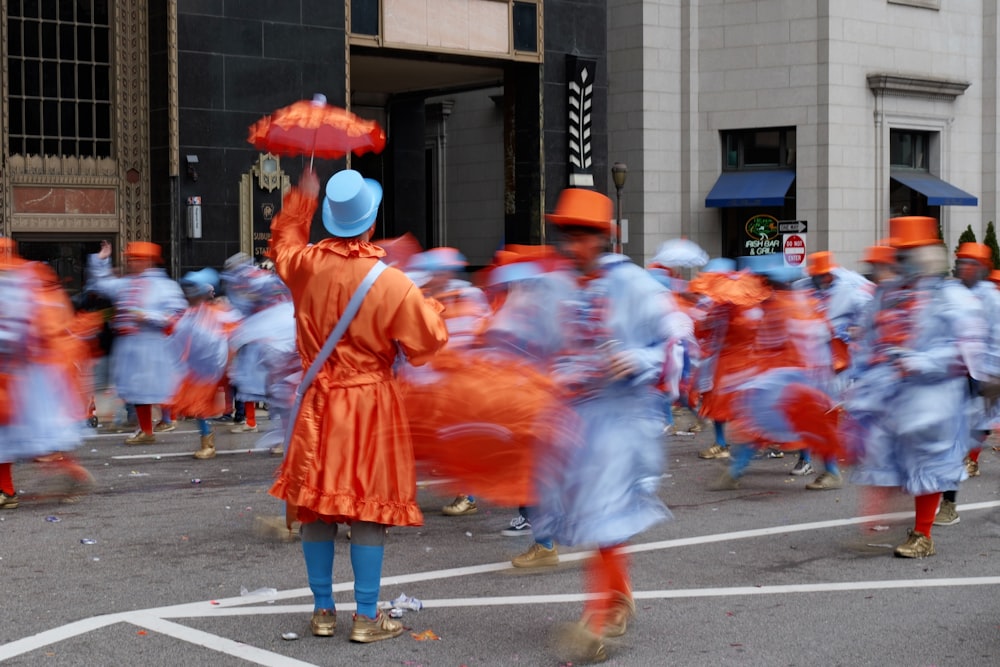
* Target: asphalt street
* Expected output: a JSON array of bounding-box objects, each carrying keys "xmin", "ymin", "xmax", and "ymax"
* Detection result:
[{"xmin": 1, "ymin": 411, "xmax": 999, "ymax": 666}]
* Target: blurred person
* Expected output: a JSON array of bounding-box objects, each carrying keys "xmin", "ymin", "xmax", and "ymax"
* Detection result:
[
  {"xmin": 687, "ymin": 257, "xmax": 768, "ymax": 460},
  {"xmin": 222, "ymin": 253, "xmax": 298, "ymax": 449},
  {"xmin": 933, "ymin": 243, "xmax": 1000, "ymax": 525},
  {"xmin": 85, "ymin": 240, "xmax": 186, "ymax": 445},
  {"xmin": 489, "ymin": 188, "xmax": 674, "ymax": 662},
  {"xmin": 709, "ymin": 254, "xmax": 839, "ymax": 491},
  {"xmin": 788, "ymin": 251, "xmax": 873, "ymax": 488},
  {"xmin": 169, "ymin": 268, "xmax": 240, "ymax": 460},
  {"xmin": 850, "ymin": 245, "xmax": 904, "ymax": 528},
  {"xmin": 404, "ymin": 246, "xmax": 490, "ymax": 516},
  {"xmin": 846, "ymin": 217, "xmax": 987, "ymax": 558},
  {"xmin": 0, "ymin": 238, "xmax": 94, "ymax": 508},
  {"xmin": 268, "ymin": 168, "xmax": 447, "ymax": 642}
]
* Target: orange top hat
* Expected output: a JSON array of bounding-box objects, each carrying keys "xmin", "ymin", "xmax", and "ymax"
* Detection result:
[
  {"xmin": 990, "ymin": 270, "xmax": 1000, "ymax": 286},
  {"xmin": 806, "ymin": 251, "xmax": 837, "ymax": 276},
  {"xmin": 888, "ymin": 216, "xmax": 941, "ymax": 248},
  {"xmin": 955, "ymin": 242, "xmax": 993, "ymax": 270},
  {"xmin": 545, "ymin": 188, "xmax": 613, "ymax": 234},
  {"xmin": 862, "ymin": 245, "xmax": 896, "ymax": 265},
  {"xmin": 124, "ymin": 241, "xmax": 163, "ymax": 262}
]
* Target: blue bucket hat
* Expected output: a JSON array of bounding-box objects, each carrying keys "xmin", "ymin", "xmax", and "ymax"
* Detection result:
[
  {"xmin": 183, "ymin": 267, "xmax": 220, "ymax": 290},
  {"xmin": 407, "ymin": 247, "xmax": 468, "ymax": 272},
  {"xmin": 181, "ymin": 267, "xmax": 220, "ymax": 298},
  {"xmin": 703, "ymin": 257, "xmax": 737, "ymax": 274},
  {"xmin": 322, "ymin": 169, "xmax": 383, "ymax": 238},
  {"xmin": 738, "ymin": 254, "xmax": 803, "ymax": 283}
]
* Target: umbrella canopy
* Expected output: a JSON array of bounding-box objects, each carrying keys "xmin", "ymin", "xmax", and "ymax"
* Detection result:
[
  {"xmin": 247, "ymin": 94, "xmax": 386, "ymax": 160},
  {"xmin": 652, "ymin": 238, "xmax": 710, "ymax": 268}
]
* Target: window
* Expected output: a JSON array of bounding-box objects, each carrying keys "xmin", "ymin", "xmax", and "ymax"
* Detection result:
[
  {"xmin": 890, "ymin": 130, "xmax": 929, "ymax": 169},
  {"xmin": 7, "ymin": 0, "xmax": 113, "ymax": 158},
  {"xmin": 350, "ymin": 0, "xmax": 379, "ymax": 37},
  {"xmin": 723, "ymin": 127, "xmax": 796, "ymax": 169},
  {"xmin": 512, "ymin": 1, "xmax": 538, "ymax": 53}
]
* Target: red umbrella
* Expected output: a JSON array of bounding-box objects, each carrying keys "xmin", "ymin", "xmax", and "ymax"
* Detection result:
[{"xmin": 247, "ymin": 94, "xmax": 386, "ymax": 164}]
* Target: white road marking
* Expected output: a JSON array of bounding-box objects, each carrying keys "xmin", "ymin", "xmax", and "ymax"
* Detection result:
[
  {"xmin": 127, "ymin": 614, "xmax": 317, "ymax": 667},
  {"xmin": 112, "ymin": 448, "xmax": 273, "ymax": 460},
  {"xmin": 3, "ymin": 500, "xmax": 1000, "ymax": 664}
]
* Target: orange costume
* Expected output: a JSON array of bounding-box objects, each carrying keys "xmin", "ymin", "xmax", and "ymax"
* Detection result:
[{"xmin": 268, "ymin": 188, "xmax": 449, "ymax": 527}]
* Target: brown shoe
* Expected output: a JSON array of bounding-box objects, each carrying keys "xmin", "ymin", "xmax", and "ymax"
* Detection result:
[
  {"xmin": 511, "ymin": 542, "xmax": 559, "ymax": 568},
  {"xmin": 124, "ymin": 430, "xmax": 156, "ymax": 445},
  {"xmin": 894, "ymin": 529, "xmax": 935, "ymax": 558},
  {"xmin": 310, "ymin": 608, "xmax": 336, "ymax": 637},
  {"xmin": 349, "ymin": 611, "xmax": 404, "ymax": 643},
  {"xmin": 193, "ymin": 433, "xmax": 216, "ymax": 460},
  {"xmin": 805, "ymin": 471, "xmax": 843, "ymax": 490},
  {"xmin": 153, "ymin": 421, "xmax": 176, "ymax": 432}
]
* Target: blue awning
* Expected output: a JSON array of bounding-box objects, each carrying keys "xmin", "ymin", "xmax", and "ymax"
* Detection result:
[
  {"xmin": 705, "ymin": 169, "xmax": 795, "ymax": 208},
  {"xmin": 890, "ymin": 170, "xmax": 978, "ymax": 206}
]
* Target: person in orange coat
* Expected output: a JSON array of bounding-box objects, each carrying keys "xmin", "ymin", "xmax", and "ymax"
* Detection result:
[{"xmin": 268, "ymin": 168, "xmax": 448, "ymax": 643}]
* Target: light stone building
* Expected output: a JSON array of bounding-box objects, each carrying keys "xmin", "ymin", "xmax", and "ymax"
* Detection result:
[{"xmin": 609, "ymin": 0, "xmax": 997, "ymax": 271}]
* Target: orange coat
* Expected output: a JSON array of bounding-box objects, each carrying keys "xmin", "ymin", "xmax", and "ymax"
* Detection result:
[{"xmin": 268, "ymin": 190, "xmax": 449, "ymax": 526}]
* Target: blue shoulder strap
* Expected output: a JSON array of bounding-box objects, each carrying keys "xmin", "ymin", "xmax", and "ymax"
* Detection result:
[{"xmin": 284, "ymin": 260, "xmax": 387, "ymax": 447}]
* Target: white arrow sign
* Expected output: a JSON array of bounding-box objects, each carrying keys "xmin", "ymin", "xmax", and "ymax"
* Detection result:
[{"xmin": 778, "ymin": 220, "xmax": 807, "ymax": 234}]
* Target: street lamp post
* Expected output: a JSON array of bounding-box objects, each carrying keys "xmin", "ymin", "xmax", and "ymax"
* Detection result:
[{"xmin": 611, "ymin": 162, "xmax": 628, "ymax": 254}]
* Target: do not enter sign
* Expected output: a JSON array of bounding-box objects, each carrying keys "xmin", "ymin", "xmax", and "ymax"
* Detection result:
[{"xmin": 783, "ymin": 233, "xmax": 806, "ymax": 266}]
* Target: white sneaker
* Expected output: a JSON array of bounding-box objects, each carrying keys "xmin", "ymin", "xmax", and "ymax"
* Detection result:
[
  {"xmin": 501, "ymin": 514, "xmax": 532, "ymax": 536},
  {"xmin": 790, "ymin": 459, "xmax": 814, "ymax": 476}
]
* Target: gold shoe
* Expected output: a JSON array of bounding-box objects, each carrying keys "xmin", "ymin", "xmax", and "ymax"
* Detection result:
[
  {"xmin": 193, "ymin": 433, "xmax": 216, "ymax": 460},
  {"xmin": 230, "ymin": 423, "xmax": 259, "ymax": 433},
  {"xmin": 893, "ymin": 529, "xmax": 935, "ymax": 558},
  {"xmin": 269, "ymin": 444, "xmax": 285, "ymax": 457},
  {"xmin": 554, "ymin": 621, "xmax": 608, "ymax": 663},
  {"xmin": 603, "ymin": 592, "xmax": 637, "ymax": 638},
  {"xmin": 349, "ymin": 611, "xmax": 404, "ymax": 643},
  {"xmin": 441, "ymin": 495, "xmax": 478, "ymax": 516},
  {"xmin": 124, "ymin": 430, "xmax": 156, "ymax": 445},
  {"xmin": 0, "ymin": 492, "xmax": 19, "ymax": 509},
  {"xmin": 708, "ymin": 469, "xmax": 740, "ymax": 491},
  {"xmin": 933, "ymin": 499, "xmax": 960, "ymax": 526},
  {"xmin": 310, "ymin": 608, "xmax": 336, "ymax": 637},
  {"xmin": 153, "ymin": 421, "xmax": 176, "ymax": 432},
  {"xmin": 698, "ymin": 444, "xmax": 730, "ymax": 460},
  {"xmin": 964, "ymin": 457, "xmax": 980, "ymax": 477},
  {"xmin": 805, "ymin": 472, "xmax": 843, "ymax": 490},
  {"xmin": 511, "ymin": 542, "xmax": 559, "ymax": 568}
]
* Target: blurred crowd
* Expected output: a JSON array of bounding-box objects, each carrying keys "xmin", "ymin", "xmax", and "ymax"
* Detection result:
[{"xmin": 0, "ymin": 170, "xmax": 995, "ymax": 662}]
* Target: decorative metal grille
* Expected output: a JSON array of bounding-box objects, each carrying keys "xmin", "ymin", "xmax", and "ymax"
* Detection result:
[{"xmin": 6, "ymin": 0, "xmax": 112, "ymax": 158}]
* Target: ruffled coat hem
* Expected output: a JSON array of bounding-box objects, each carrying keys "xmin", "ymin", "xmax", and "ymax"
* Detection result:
[{"xmin": 269, "ymin": 478, "xmax": 423, "ymax": 527}]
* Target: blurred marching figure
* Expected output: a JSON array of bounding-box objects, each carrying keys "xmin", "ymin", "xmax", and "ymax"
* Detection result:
[
  {"xmin": 789, "ymin": 251, "xmax": 873, "ymax": 488},
  {"xmin": 221, "ymin": 254, "xmax": 300, "ymax": 456},
  {"xmin": 85, "ymin": 240, "xmax": 187, "ymax": 445},
  {"xmin": 268, "ymin": 168, "xmax": 447, "ymax": 643},
  {"xmin": 646, "ymin": 242, "xmax": 704, "ymax": 436},
  {"xmin": 482, "ymin": 189, "xmax": 676, "ymax": 663},
  {"xmin": 402, "ymin": 245, "xmax": 570, "ymax": 565},
  {"xmin": 932, "ymin": 242, "xmax": 1000, "ymax": 526},
  {"xmin": 687, "ymin": 257, "xmax": 770, "ymax": 460},
  {"xmin": 0, "ymin": 238, "xmax": 95, "ymax": 509},
  {"xmin": 169, "ymin": 268, "xmax": 241, "ymax": 460},
  {"xmin": 400, "ymin": 247, "xmax": 491, "ymax": 517},
  {"xmin": 845, "ymin": 217, "xmax": 988, "ymax": 558},
  {"xmin": 709, "ymin": 253, "xmax": 840, "ymax": 491}
]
